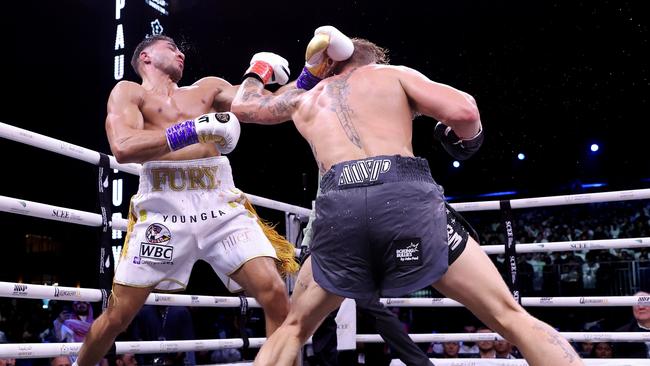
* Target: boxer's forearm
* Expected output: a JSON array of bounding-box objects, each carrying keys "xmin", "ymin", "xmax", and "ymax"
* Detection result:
[{"xmin": 232, "ymin": 77, "xmax": 303, "ymax": 125}]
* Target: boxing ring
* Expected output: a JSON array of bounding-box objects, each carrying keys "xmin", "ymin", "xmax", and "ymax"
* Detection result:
[{"xmin": 1, "ymin": 120, "xmax": 649, "ymax": 365}]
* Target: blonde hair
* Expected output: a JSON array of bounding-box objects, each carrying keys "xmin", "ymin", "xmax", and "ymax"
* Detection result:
[{"xmin": 348, "ymin": 38, "xmax": 390, "ymax": 65}]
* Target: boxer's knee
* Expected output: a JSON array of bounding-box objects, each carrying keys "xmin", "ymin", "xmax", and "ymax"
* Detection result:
[
  {"xmin": 257, "ymin": 277, "xmax": 290, "ymax": 317},
  {"xmin": 100, "ymin": 308, "xmax": 133, "ymax": 335}
]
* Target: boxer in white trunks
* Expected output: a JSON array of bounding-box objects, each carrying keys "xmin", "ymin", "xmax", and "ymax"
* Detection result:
[{"xmin": 74, "ymin": 35, "xmax": 298, "ymax": 366}]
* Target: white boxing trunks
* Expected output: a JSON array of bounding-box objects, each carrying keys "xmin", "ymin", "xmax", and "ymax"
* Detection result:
[{"xmin": 114, "ymin": 156, "xmax": 277, "ymax": 292}]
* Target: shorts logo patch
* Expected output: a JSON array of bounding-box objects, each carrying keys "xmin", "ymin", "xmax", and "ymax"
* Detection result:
[
  {"xmin": 139, "ymin": 243, "xmax": 174, "ymax": 261},
  {"xmin": 394, "ymin": 238, "xmax": 422, "ymax": 266},
  {"xmin": 139, "ymin": 223, "xmax": 174, "ymax": 264},
  {"xmin": 338, "ymin": 158, "xmax": 392, "ymax": 186},
  {"xmin": 145, "ymin": 223, "xmax": 171, "ymax": 243}
]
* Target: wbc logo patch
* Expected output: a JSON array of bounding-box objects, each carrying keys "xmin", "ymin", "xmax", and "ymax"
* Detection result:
[{"xmin": 136, "ymin": 223, "xmax": 174, "ymax": 264}]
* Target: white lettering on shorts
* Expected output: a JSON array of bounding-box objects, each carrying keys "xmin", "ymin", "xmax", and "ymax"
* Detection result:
[
  {"xmin": 139, "ymin": 243, "xmax": 174, "ymax": 261},
  {"xmin": 338, "ymin": 159, "xmax": 391, "ymax": 186},
  {"xmin": 162, "ymin": 210, "xmax": 226, "ymax": 224},
  {"xmin": 447, "ymin": 224, "xmax": 463, "ymax": 251},
  {"xmin": 220, "ymin": 231, "xmax": 253, "ymax": 252}
]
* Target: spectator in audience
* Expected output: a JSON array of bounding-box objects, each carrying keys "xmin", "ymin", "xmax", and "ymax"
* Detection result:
[
  {"xmin": 0, "ymin": 334, "xmax": 15, "ymax": 366},
  {"xmin": 439, "ymin": 342, "xmax": 460, "ymax": 358},
  {"xmin": 576, "ymin": 342, "xmax": 594, "ymax": 358},
  {"xmin": 494, "ymin": 339, "xmax": 517, "ymax": 359},
  {"xmin": 60, "ymin": 302, "xmax": 93, "ymax": 343},
  {"xmin": 131, "ymin": 305, "xmax": 196, "ymax": 365},
  {"xmin": 107, "ymin": 353, "xmax": 137, "ymax": 366},
  {"xmin": 210, "ymin": 313, "xmax": 246, "ymax": 363},
  {"xmin": 49, "ymin": 356, "xmax": 72, "ymax": 366},
  {"xmin": 39, "ymin": 302, "xmax": 72, "ymax": 343},
  {"xmin": 590, "ymin": 342, "xmax": 614, "ymax": 358},
  {"xmin": 476, "ymin": 327, "xmax": 496, "ymax": 358},
  {"xmin": 458, "ymin": 324, "xmax": 478, "ymax": 355},
  {"xmin": 614, "ymin": 290, "xmax": 650, "ymax": 358}
]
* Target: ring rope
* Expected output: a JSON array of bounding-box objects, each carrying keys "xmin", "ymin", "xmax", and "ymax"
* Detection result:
[
  {"xmin": 0, "ymin": 338, "xmax": 267, "ymax": 359},
  {"xmin": 390, "ymin": 359, "xmax": 650, "ymax": 366},
  {"xmin": 2, "ymin": 281, "xmax": 648, "ymax": 308},
  {"xmin": 0, "ymin": 331, "xmax": 648, "ymax": 359},
  {"xmin": 0, "ymin": 121, "xmax": 311, "ymax": 217},
  {"xmin": 0, "ymin": 281, "xmax": 260, "ymax": 308},
  {"xmin": 358, "ymin": 332, "xmax": 650, "ymax": 343},
  {"xmin": 0, "ymin": 194, "xmax": 129, "ymax": 230},
  {"xmin": 481, "ymin": 237, "xmax": 650, "ymax": 254},
  {"xmin": 450, "ymin": 189, "xmax": 650, "ymax": 212},
  {"xmin": 3, "ymin": 121, "xmax": 650, "ymax": 363},
  {"xmin": 378, "ymin": 296, "xmax": 650, "ymax": 307},
  {"xmin": 2, "ymin": 121, "xmax": 649, "ymax": 215},
  {"xmin": 3, "ymin": 194, "xmax": 648, "ymax": 254}
]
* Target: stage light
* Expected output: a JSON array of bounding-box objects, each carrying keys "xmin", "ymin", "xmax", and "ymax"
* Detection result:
[
  {"xmin": 590, "ymin": 143, "xmax": 599, "ymax": 152},
  {"xmin": 517, "ymin": 153, "xmax": 525, "ymax": 160},
  {"xmin": 452, "ymin": 161, "xmax": 460, "ymax": 168},
  {"xmin": 581, "ymin": 183, "xmax": 606, "ymax": 189}
]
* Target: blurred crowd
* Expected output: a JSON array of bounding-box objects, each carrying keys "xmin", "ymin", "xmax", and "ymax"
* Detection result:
[{"xmin": 0, "ymin": 200, "xmax": 648, "ymax": 365}]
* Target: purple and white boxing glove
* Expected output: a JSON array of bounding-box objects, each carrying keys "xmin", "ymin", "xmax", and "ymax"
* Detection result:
[{"xmin": 165, "ymin": 112, "xmax": 241, "ymax": 154}]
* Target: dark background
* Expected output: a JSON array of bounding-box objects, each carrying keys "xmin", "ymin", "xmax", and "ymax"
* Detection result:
[{"xmin": 0, "ymin": 1, "xmax": 648, "ymax": 288}]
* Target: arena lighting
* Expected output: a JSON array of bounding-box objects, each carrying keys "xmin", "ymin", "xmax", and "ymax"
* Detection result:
[
  {"xmin": 581, "ymin": 183, "xmax": 607, "ymax": 189},
  {"xmin": 452, "ymin": 160, "xmax": 460, "ymax": 168},
  {"xmin": 476, "ymin": 191, "xmax": 518, "ymax": 198},
  {"xmin": 590, "ymin": 143, "xmax": 600, "ymax": 152},
  {"xmin": 517, "ymin": 153, "xmax": 525, "ymax": 160}
]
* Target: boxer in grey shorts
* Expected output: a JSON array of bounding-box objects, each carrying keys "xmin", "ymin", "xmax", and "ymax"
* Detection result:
[
  {"xmin": 233, "ymin": 27, "xmax": 582, "ymax": 365},
  {"xmin": 310, "ymin": 155, "xmax": 451, "ymax": 300}
]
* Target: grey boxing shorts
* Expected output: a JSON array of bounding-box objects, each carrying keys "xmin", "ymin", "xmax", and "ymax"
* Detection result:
[{"xmin": 310, "ymin": 155, "xmax": 452, "ymax": 301}]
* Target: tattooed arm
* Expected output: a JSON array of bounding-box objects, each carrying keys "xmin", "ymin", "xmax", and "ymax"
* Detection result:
[{"xmin": 231, "ymin": 77, "xmax": 305, "ymax": 125}]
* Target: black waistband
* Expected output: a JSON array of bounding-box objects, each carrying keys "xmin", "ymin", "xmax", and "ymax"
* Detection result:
[{"xmin": 320, "ymin": 155, "xmax": 434, "ymax": 193}]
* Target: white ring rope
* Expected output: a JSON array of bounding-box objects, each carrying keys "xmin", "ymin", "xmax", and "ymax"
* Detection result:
[
  {"xmin": 0, "ymin": 194, "xmax": 129, "ymax": 230},
  {"xmin": 3, "ymin": 121, "xmax": 650, "ymax": 363},
  {"xmin": 0, "ymin": 332, "xmax": 648, "ymax": 359},
  {"xmin": 0, "ymin": 121, "xmax": 311, "ymax": 217},
  {"xmin": 0, "ymin": 338, "xmax": 267, "ymax": 359},
  {"xmin": 2, "ymin": 281, "xmax": 648, "ymax": 308},
  {"xmin": 0, "ymin": 121, "xmax": 141, "ymax": 175},
  {"xmin": 2, "ymin": 194, "xmax": 649, "ymax": 254},
  {"xmin": 481, "ymin": 237, "xmax": 650, "ymax": 254},
  {"xmin": 390, "ymin": 360, "xmax": 650, "ymax": 366},
  {"xmin": 2, "ymin": 121, "xmax": 650, "ymax": 216},
  {"xmin": 450, "ymin": 189, "xmax": 650, "ymax": 212},
  {"xmin": 358, "ymin": 332, "xmax": 650, "ymax": 343},
  {"xmin": 0, "ymin": 281, "xmax": 260, "ymax": 308},
  {"xmin": 378, "ymin": 296, "xmax": 650, "ymax": 307}
]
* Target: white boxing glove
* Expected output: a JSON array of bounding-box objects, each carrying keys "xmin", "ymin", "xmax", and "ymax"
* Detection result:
[
  {"xmin": 165, "ymin": 112, "xmax": 241, "ymax": 154},
  {"xmin": 243, "ymin": 52, "xmax": 290, "ymax": 85},
  {"xmin": 297, "ymin": 25, "xmax": 354, "ymax": 90}
]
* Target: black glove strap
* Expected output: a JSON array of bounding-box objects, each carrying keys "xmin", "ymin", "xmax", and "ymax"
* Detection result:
[{"xmin": 434, "ymin": 122, "xmax": 483, "ymax": 161}]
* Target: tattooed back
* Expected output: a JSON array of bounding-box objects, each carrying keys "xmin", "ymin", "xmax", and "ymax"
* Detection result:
[{"xmin": 293, "ymin": 64, "xmax": 418, "ymax": 174}]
